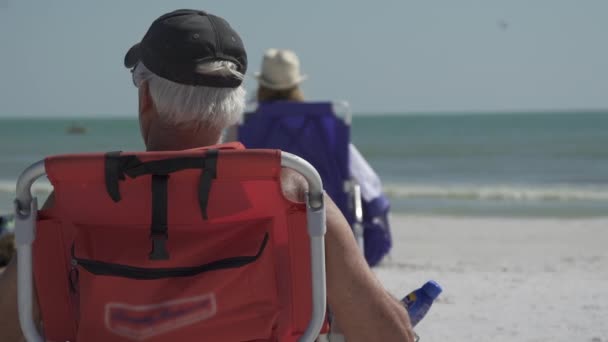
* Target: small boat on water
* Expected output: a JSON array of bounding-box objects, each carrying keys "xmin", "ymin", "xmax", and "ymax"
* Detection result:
[{"xmin": 66, "ymin": 123, "xmax": 86, "ymax": 135}]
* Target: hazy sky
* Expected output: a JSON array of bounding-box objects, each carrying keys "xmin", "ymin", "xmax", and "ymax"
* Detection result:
[{"xmin": 0, "ymin": 0, "xmax": 606, "ymax": 117}]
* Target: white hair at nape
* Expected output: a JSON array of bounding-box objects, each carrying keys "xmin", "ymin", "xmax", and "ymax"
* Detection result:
[{"xmin": 132, "ymin": 61, "xmax": 246, "ymax": 130}]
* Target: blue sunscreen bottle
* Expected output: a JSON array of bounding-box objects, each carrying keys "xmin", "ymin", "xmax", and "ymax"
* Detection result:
[{"xmin": 401, "ymin": 280, "xmax": 443, "ymax": 327}]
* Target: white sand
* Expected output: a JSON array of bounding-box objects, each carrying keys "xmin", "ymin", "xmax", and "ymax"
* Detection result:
[{"xmin": 376, "ymin": 215, "xmax": 608, "ymax": 342}]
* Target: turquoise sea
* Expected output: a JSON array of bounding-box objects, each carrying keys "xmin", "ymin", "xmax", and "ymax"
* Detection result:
[{"xmin": 1, "ymin": 111, "xmax": 608, "ymax": 217}]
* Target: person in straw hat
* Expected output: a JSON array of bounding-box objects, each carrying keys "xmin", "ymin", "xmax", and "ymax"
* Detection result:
[
  {"xmin": 255, "ymin": 48, "xmax": 307, "ymax": 102},
  {"xmin": 222, "ymin": 48, "xmax": 306, "ymax": 141},
  {"xmin": 246, "ymin": 48, "xmax": 394, "ymax": 268}
]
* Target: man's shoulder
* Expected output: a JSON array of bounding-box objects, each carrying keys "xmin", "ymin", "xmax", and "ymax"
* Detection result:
[{"xmin": 280, "ymin": 168, "xmax": 307, "ymax": 203}]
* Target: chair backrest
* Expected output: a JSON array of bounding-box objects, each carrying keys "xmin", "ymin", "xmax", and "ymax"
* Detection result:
[
  {"xmin": 238, "ymin": 101, "xmax": 353, "ymax": 223},
  {"xmin": 17, "ymin": 146, "xmax": 326, "ymax": 342}
]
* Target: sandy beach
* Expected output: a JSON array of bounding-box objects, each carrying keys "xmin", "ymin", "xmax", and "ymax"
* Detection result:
[{"xmin": 377, "ymin": 215, "xmax": 608, "ymax": 342}]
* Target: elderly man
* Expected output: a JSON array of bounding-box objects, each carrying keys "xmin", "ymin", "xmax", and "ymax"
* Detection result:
[{"xmin": 0, "ymin": 9, "xmax": 414, "ymax": 342}]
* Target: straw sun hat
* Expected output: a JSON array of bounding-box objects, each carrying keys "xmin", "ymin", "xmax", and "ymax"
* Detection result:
[{"xmin": 254, "ymin": 49, "xmax": 307, "ymax": 90}]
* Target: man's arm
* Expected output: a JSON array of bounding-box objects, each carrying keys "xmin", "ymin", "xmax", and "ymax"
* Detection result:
[
  {"xmin": 0, "ymin": 256, "xmax": 25, "ymax": 342},
  {"xmin": 281, "ymin": 169, "xmax": 414, "ymax": 342},
  {"xmin": 324, "ymin": 197, "xmax": 414, "ymax": 342}
]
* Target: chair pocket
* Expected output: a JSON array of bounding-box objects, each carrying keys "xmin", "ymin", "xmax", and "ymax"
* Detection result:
[
  {"xmin": 71, "ymin": 218, "xmax": 280, "ymax": 342},
  {"xmin": 33, "ymin": 217, "xmax": 78, "ymax": 341}
]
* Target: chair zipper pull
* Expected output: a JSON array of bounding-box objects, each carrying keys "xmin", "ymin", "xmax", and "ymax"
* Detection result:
[{"xmin": 69, "ymin": 260, "xmax": 79, "ymax": 293}]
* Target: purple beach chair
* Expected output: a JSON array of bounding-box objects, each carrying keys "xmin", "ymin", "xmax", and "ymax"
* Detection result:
[{"xmin": 238, "ymin": 101, "xmax": 366, "ymax": 253}]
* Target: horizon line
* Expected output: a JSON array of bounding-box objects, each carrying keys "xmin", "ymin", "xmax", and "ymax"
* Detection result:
[{"xmin": 0, "ymin": 107, "xmax": 607, "ymax": 120}]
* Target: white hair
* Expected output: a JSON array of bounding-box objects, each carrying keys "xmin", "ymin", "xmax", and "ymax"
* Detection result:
[{"xmin": 132, "ymin": 61, "xmax": 246, "ymax": 129}]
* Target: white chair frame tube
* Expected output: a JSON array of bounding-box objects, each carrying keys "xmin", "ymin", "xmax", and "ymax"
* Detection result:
[
  {"xmin": 281, "ymin": 151, "xmax": 328, "ymax": 342},
  {"xmin": 15, "ymin": 160, "xmax": 45, "ymax": 342},
  {"xmin": 352, "ymin": 183, "xmax": 365, "ymax": 252}
]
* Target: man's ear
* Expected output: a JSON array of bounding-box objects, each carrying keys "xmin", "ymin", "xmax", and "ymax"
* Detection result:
[
  {"xmin": 138, "ymin": 81, "xmax": 155, "ymax": 145},
  {"xmin": 139, "ymin": 81, "xmax": 153, "ymax": 115}
]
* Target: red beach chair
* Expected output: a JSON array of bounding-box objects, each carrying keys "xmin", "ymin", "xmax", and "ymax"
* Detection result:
[{"xmin": 14, "ymin": 145, "xmax": 327, "ymax": 342}]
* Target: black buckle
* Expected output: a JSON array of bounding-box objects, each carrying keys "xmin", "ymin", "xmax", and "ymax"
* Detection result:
[{"xmin": 149, "ymin": 233, "xmax": 169, "ymax": 261}]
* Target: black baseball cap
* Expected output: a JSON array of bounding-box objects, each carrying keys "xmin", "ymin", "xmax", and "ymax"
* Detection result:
[{"xmin": 124, "ymin": 9, "xmax": 247, "ymax": 88}]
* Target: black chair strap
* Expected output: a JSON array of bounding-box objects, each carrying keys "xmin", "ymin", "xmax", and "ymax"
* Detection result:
[
  {"xmin": 104, "ymin": 150, "xmax": 219, "ymax": 220},
  {"xmin": 149, "ymin": 174, "xmax": 169, "ymax": 260},
  {"xmin": 198, "ymin": 149, "xmax": 218, "ymax": 220},
  {"xmin": 124, "ymin": 157, "xmax": 207, "ymax": 177},
  {"xmin": 104, "ymin": 149, "xmax": 220, "ymax": 261},
  {"xmin": 104, "ymin": 151, "xmax": 140, "ymax": 202}
]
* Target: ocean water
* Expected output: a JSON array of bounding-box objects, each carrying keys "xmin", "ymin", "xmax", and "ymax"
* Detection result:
[{"xmin": 1, "ymin": 111, "xmax": 607, "ymax": 217}]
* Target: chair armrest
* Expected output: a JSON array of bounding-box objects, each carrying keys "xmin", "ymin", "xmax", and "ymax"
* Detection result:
[{"xmin": 15, "ymin": 160, "xmax": 46, "ymax": 342}]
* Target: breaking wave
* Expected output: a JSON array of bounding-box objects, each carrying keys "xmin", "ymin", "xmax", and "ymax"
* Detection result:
[
  {"xmin": 1, "ymin": 180, "xmax": 608, "ymax": 202},
  {"xmin": 383, "ymin": 184, "xmax": 608, "ymax": 202}
]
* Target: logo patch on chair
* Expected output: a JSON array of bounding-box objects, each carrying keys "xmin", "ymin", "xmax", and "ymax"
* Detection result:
[{"xmin": 105, "ymin": 294, "xmax": 217, "ymax": 340}]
